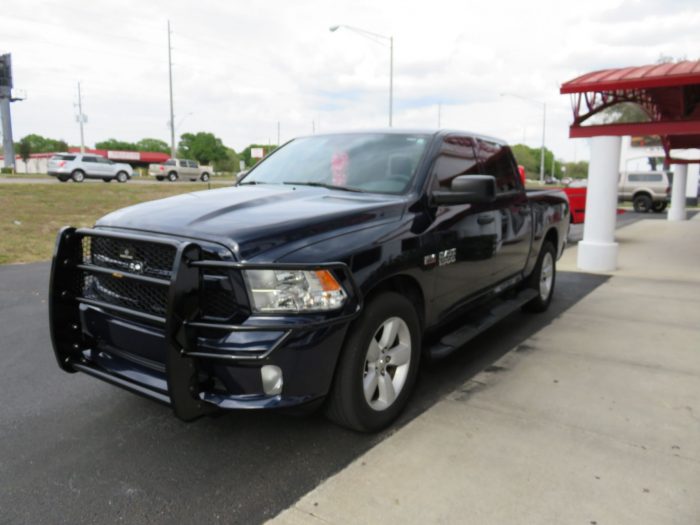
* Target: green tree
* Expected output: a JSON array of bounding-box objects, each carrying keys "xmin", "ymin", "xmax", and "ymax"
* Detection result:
[
  {"xmin": 15, "ymin": 134, "xmax": 68, "ymax": 153},
  {"xmin": 135, "ymin": 138, "xmax": 170, "ymax": 154},
  {"xmin": 95, "ymin": 138, "xmax": 137, "ymax": 151},
  {"xmin": 562, "ymin": 161, "xmax": 589, "ymax": 179},
  {"xmin": 511, "ymin": 144, "xmax": 540, "ymax": 178},
  {"xmin": 213, "ymin": 147, "xmax": 240, "ymax": 173},
  {"xmin": 240, "ymin": 144, "xmax": 277, "ymax": 168},
  {"xmin": 17, "ymin": 137, "xmax": 31, "ymax": 173},
  {"xmin": 177, "ymin": 132, "xmax": 228, "ymax": 165}
]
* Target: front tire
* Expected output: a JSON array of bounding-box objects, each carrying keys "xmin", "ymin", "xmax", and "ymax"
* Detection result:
[
  {"xmin": 200, "ymin": 172, "xmax": 210, "ymax": 182},
  {"xmin": 116, "ymin": 171, "xmax": 129, "ymax": 183},
  {"xmin": 652, "ymin": 201, "xmax": 667, "ymax": 213},
  {"xmin": 326, "ymin": 292, "xmax": 421, "ymax": 432},
  {"xmin": 522, "ymin": 241, "xmax": 556, "ymax": 313}
]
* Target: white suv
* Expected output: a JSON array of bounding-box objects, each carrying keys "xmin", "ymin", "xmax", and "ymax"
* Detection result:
[{"xmin": 48, "ymin": 153, "xmax": 134, "ymax": 183}]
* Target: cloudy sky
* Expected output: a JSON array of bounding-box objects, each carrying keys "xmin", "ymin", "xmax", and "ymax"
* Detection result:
[{"xmin": 1, "ymin": 0, "xmax": 698, "ymax": 161}]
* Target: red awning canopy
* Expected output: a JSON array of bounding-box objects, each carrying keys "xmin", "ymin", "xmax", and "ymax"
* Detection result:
[
  {"xmin": 561, "ymin": 61, "xmax": 700, "ymax": 94},
  {"xmin": 560, "ymin": 60, "xmax": 700, "ymax": 159}
]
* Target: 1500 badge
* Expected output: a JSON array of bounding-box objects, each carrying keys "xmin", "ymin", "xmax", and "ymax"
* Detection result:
[
  {"xmin": 424, "ymin": 248, "xmax": 457, "ymax": 267},
  {"xmin": 439, "ymin": 248, "xmax": 456, "ymax": 266}
]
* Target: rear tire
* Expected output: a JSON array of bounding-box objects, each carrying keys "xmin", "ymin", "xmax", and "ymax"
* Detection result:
[
  {"xmin": 58, "ymin": 176, "xmax": 69, "ymax": 182},
  {"xmin": 652, "ymin": 201, "xmax": 667, "ymax": 213},
  {"xmin": 325, "ymin": 292, "xmax": 421, "ymax": 432},
  {"xmin": 200, "ymin": 172, "xmax": 210, "ymax": 182},
  {"xmin": 633, "ymin": 194, "xmax": 652, "ymax": 213},
  {"xmin": 167, "ymin": 172, "xmax": 178, "ymax": 182},
  {"xmin": 102, "ymin": 178, "xmax": 111, "ymax": 183},
  {"xmin": 71, "ymin": 170, "xmax": 85, "ymax": 183},
  {"xmin": 156, "ymin": 176, "xmax": 164, "ymax": 181},
  {"xmin": 522, "ymin": 241, "xmax": 556, "ymax": 313}
]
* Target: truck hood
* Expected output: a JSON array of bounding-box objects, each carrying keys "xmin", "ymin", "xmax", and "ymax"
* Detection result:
[{"xmin": 96, "ymin": 184, "xmax": 407, "ymax": 260}]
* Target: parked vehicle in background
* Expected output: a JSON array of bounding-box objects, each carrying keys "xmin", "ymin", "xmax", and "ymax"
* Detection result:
[
  {"xmin": 148, "ymin": 158, "xmax": 212, "ymax": 182},
  {"xmin": 49, "ymin": 130, "xmax": 569, "ymax": 432},
  {"xmin": 618, "ymin": 170, "xmax": 671, "ymax": 212},
  {"xmin": 48, "ymin": 153, "xmax": 133, "ymax": 183}
]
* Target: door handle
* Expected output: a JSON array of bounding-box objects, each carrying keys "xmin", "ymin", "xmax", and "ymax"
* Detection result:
[{"xmin": 477, "ymin": 214, "xmax": 495, "ymax": 225}]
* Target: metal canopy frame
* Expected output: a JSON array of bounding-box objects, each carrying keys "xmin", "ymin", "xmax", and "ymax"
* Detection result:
[{"xmin": 560, "ymin": 60, "xmax": 700, "ymax": 162}]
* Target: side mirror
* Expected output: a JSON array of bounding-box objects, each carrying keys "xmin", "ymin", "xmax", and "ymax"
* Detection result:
[{"xmin": 431, "ymin": 175, "xmax": 497, "ymax": 205}]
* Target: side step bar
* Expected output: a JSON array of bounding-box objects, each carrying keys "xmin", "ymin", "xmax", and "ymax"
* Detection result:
[{"xmin": 427, "ymin": 288, "xmax": 538, "ymax": 361}]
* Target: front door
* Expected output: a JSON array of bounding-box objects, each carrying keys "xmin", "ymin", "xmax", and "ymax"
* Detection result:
[{"xmin": 424, "ymin": 135, "xmax": 504, "ymax": 322}]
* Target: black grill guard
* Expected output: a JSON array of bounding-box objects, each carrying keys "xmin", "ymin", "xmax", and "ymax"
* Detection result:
[{"xmin": 49, "ymin": 227, "xmax": 362, "ymax": 421}]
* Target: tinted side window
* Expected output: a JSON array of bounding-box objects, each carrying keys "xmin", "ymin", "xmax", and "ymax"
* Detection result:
[
  {"xmin": 179, "ymin": 160, "xmax": 188, "ymax": 167},
  {"xmin": 432, "ymin": 136, "xmax": 478, "ymax": 190},
  {"xmin": 188, "ymin": 161, "xmax": 198, "ymax": 168},
  {"xmin": 628, "ymin": 174, "xmax": 642, "ymax": 182},
  {"xmin": 51, "ymin": 155, "xmax": 76, "ymax": 161},
  {"xmin": 477, "ymin": 140, "xmax": 519, "ymax": 193},
  {"xmin": 164, "ymin": 160, "xmax": 176, "ymax": 166},
  {"xmin": 82, "ymin": 156, "xmax": 97, "ymax": 162},
  {"xmin": 98, "ymin": 157, "xmax": 112, "ymax": 164}
]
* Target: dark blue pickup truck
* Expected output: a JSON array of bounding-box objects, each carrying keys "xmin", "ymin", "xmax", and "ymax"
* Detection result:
[{"xmin": 49, "ymin": 130, "xmax": 569, "ymax": 432}]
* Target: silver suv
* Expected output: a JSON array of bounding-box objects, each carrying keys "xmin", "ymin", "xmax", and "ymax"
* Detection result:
[
  {"xmin": 618, "ymin": 171, "xmax": 671, "ymax": 213},
  {"xmin": 48, "ymin": 153, "xmax": 134, "ymax": 183}
]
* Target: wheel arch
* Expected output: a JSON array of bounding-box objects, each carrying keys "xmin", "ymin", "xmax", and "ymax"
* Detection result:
[
  {"xmin": 632, "ymin": 190, "xmax": 652, "ymax": 200},
  {"xmin": 361, "ymin": 274, "xmax": 426, "ymax": 330}
]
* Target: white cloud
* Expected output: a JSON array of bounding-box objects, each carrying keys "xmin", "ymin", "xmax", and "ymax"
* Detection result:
[{"xmin": 1, "ymin": 0, "xmax": 697, "ymax": 161}]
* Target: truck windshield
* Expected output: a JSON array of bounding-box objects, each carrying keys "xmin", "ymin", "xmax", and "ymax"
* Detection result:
[{"xmin": 241, "ymin": 133, "xmax": 430, "ymax": 194}]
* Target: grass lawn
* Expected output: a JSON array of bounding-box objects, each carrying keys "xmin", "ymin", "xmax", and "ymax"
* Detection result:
[{"xmin": 0, "ymin": 183, "xmax": 226, "ymax": 265}]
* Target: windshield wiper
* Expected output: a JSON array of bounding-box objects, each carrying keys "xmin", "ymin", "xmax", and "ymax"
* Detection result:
[
  {"xmin": 238, "ymin": 180, "xmax": 264, "ymax": 185},
  {"xmin": 282, "ymin": 181, "xmax": 365, "ymax": 193}
]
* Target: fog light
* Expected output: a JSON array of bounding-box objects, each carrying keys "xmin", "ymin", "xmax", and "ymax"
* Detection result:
[{"xmin": 261, "ymin": 365, "xmax": 283, "ymax": 396}]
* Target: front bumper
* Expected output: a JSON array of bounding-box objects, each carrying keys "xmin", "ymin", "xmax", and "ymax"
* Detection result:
[{"xmin": 49, "ymin": 227, "xmax": 361, "ymax": 420}]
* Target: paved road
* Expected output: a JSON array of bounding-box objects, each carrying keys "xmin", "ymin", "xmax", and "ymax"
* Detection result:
[
  {"xmin": 0, "ymin": 177, "xmax": 233, "ymax": 185},
  {"xmin": 0, "ymin": 261, "xmax": 606, "ymax": 524}
]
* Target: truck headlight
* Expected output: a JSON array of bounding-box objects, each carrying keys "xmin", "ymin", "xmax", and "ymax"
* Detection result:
[{"xmin": 244, "ymin": 269, "xmax": 347, "ymax": 313}]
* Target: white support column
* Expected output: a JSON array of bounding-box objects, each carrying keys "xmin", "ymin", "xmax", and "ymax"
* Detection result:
[
  {"xmin": 668, "ymin": 164, "xmax": 688, "ymax": 221},
  {"xmin": 578, "ymin": 136, "xmax": 622, "ymax": 272}
]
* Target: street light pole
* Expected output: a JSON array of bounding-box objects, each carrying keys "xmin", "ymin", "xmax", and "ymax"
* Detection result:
[
  {"xmin": 167, "ymin": 20, "xmax": 176, "ymax": 159},
  {"xmin": 541, "ymin": 102, "xmax": 546, "ymax": 182},
  {"xmin": 389, "ymin": 35, "xmax": 393, "ymax": 127},
  {"xmin": 330, "ymin": 25, "xmax": 394, "ymax": 127},
  {"xmin": 501, "ymin": 93, "xmax": 546, "ymax": 182}
]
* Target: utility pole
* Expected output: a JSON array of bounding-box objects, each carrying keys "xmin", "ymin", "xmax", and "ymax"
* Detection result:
[
  {"xmin": 167, "ymin": 20, "xmax": 176, "ymax": 158},
  {"xmin": 76, "ymin": 82, "xmax": 86, "ymax": 153},
  {"xmin": 0, "ymin": 53, "xmax": 16, "ymax": 169}
]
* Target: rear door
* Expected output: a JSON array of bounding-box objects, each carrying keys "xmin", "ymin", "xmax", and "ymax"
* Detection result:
[
  {"xmin": 475, "ymin": 139, "xmax": 532, "ymax": 281},
  {"xmin": 81, "ymin": 156, "xmax": 102, "ymax": 176}
]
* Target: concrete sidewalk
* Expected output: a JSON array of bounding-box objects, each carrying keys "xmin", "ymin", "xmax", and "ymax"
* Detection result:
[{"xmin": 269, "ymin": 216, "xmax": 700, "ymax": 525}]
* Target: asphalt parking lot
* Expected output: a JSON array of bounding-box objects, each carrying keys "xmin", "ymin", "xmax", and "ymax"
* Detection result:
[{"xmin": 0, "ymin": 263, "xmax": 606, "ymax": 524}]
